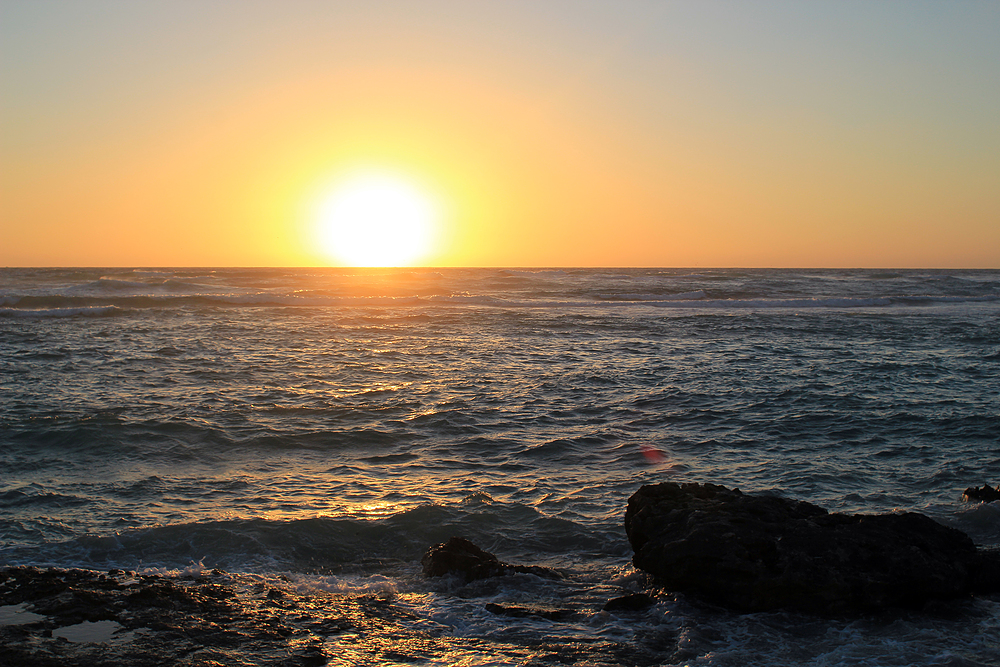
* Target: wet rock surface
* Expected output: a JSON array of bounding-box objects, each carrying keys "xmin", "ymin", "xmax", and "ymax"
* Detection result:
[
  {"xmin": 421, "ymin": 536, "xmax": 562, "ymax": 582},
  {"xmin": 4, "ymin": 487, "xmax": 998, "ymax": 665},
  {"xmin": 484, "ymin": 602, "xmax": 574, "ymax": 621},
  {"xmin": 625, "ymin": 482, "xmax": 1000, "ymax": 614},
  {"xmin": 0, "ymin": 566, "xmax": 352, "ymax": 667},
  {"xmin": 0, "ymin": 566, "xmax": 663, "ymax": 667},
  {"xmin": 964, "ymin": 484, "xmax": 1000, "ymax": 503}
]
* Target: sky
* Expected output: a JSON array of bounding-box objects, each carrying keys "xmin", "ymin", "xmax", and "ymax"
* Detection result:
[{"xmin": 2, "ymin": 0, "xmax": 998, "ymax": 268}]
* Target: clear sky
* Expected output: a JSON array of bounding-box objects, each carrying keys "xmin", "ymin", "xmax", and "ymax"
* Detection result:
[{"xmin": 2, "ymin": 0, "xmax": 998, "ymax": 267}]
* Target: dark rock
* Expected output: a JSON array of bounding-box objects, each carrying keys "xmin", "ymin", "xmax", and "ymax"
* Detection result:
[
  {"xmin": 603, "ymin": 593, "xmax": 655, "ymax": 612},
  {"xmin": 963, "ymin": 484, "xmax": 1000, "ymax": 503},
  {"xmin": 420, "ymin": 537, "xmax": 561, "ymax": 582},
  {"xmin": 484, "ymin": 602, "xmax": 573, "ymax": 621},
  {"xmin": 973, "ymin": 547, "xmax": 1000, "ymax": 593},
  {"xmin": 0, "ymin": 566, "xmax": 662, "ymax": 666},
  {"xmin": 625, "ymin": 482, "xmax": 996, "ymax": 613},
  {"xmin": 421, "ymin": 537, "xmax": 504, "ymax": 580},
  {"xmin": 0, "ymin": 566, "xmax": 346, "ymax": 665}
]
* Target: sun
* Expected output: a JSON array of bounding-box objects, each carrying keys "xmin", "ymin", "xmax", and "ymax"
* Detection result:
[{"xmin": 313, "ymin": 172, "xmax": 439, "ymax": 267}]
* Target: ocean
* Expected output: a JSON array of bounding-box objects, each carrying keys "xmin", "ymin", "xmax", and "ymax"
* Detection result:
[{"xmin": 2, "ymin": 267, "xmax": 999, "ymax": 665}]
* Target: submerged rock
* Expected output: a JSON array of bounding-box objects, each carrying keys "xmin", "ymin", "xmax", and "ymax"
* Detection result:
[
  {"xmin": 602, "ymin": 593, "xmax": 655, "ymax": 612},
  {"xmin": 625, "ymin": 482, "xmax": 999, "ymax": 613},
  {"xmin": 421, "ymin": 537, "xmax": 561, "ymax": 582},
  {"xmin": 964, "ymin": 484, "xmax": 1000, "ymax": 503},
  {"xmin": 484, "ymin": 602, "xmax": 573, "ymax": 621}
]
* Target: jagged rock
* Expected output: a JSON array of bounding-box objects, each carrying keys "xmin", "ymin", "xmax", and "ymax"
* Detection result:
[
  {"xmin": 421, "ymin": 537, "xmax": 505, "ymax": 580},
  {"xmin": 0, "ymin": 566, "xmax": 358, "ymax": 666},
  {"xmin": 484, "ymin": 602, "xmax": 573, "ymax": 620},
  {"xmin": 420, "ymin": 537, "xmax": 561, "ymax": 582},
  {"xmin": 603, "ymin": 593, "xmax": 654, "ymax": 612},
  {"xmin": 625, "ymin": 482, "xmax": 998, "ymax": 613},
  {"xmin": 964, "ymin": 484, "xmax": 1000, "ymax": 503}
]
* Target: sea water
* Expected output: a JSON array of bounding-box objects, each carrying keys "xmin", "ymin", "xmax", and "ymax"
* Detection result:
[{"xmin": 2, "ymin": 267, "xmax": 999, "ymax": 665}]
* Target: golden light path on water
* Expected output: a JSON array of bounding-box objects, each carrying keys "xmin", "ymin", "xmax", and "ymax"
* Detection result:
[{"xmin": 2, "ymin": 268, "xmax": 1000, "ymax": 665}]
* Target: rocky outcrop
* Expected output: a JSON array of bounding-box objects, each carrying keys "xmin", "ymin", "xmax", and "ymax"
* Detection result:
[
  {"xmin": 0, "ymin": 566, "xmax": 350, "ymax": 666},
  {"xmin": 625, "ymin": 482, "xmax": 999, "ymax": 613},
  {"xmin": 0, "ymin": 565, "xmax": 646, "ymax": 666},
  {"xmin": 420, "ymin": 536, "xmax": 561, "ymax": 582},
  {"xmin": 964, "ymin": 484, "xmax": 1000, "ymax": 503}
]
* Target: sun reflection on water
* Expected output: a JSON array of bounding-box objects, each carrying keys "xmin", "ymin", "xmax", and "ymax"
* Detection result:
[{"xmin": 347, "ymin": 502, "xmax": 402, "ymax": 519}]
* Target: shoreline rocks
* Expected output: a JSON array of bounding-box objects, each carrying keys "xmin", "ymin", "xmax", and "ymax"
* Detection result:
[
  {"xmin": 420, "ymin": 536, "xmax": 562, "ymax": 582},
  {"xmin": 625, "ymin": 482, "xmax": 1000, "ymax": 614},
  {"xmin": 0, "ymin": 566, "xmax": 350, "ymax": 666}
]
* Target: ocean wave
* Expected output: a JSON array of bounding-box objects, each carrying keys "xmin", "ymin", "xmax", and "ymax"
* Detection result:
[
  {"xmin": 0, "ymin": 293, "xmax": 435, "ymax": 311},
  {"xmin": 644, "ymin": 294, "xmax": 1000, "ymax": 309},
  {"xmin": 499, "ymin": 269, "xmax": 569, "ymax": 277},
  {"xmin": 2, "ymin": 264, "xmax": 998, "ymax": 316},
  {"xmin": 2, "ymin": 289, "xmax": 994, "ymax": 314},
  {"xmin": 160, "ymin": 278, "xmax": 217, "ymax": 291},
  {"xmin": 84, "ymin": 277, "xmax": 158, "ymax": 291},
  {"xmin": 428, "ymin": 294, "xmax": 505, "ymax": 305},
  {"xmin": 0, "ymin": 487, "xmax": 92, "ymax": 509},
  {"xmin": 79, "ymin": 276, "xmax": 221, "ymax": 294},
  {"xmin": 0, "ymin": 306, "xmax": 123, "ymax": 318},
  {"xmin": 596, "ymin": 291, "xmax": 706, "ymax": 301},
  {"xmin": 129, "ymin": 270, "xmax": 175, "ymax": 277},
  {"xmin": 0, "ymin": 499, "xmax": 611, "ymax": 572}
]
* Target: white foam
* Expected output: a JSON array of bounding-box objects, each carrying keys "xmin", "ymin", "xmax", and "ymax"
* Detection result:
[
  {"xmin": 292, "ymin": 573, "xmax": 399, "ymax": 596},
  {"xmin": 140, "ymin": 558, "xmax": 211, "ymax": 578}
]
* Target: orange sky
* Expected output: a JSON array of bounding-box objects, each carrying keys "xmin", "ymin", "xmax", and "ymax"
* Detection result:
[{"xmin": 2, "ymin": 1, "xmax": 998, "ymax": 267}]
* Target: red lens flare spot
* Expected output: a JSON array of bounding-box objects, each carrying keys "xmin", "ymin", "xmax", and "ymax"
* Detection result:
[{"xmin": 640, "ymin": 444, "xmax": 667, "ymax": 463}]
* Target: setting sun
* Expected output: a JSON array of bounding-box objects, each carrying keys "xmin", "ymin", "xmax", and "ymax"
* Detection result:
[
  {"xmin": 313, "ymin": 172, "xmax": 440, "ymax": 267},
  {"xmin": 3, "ymin": 3, "xmax": 1000, "ymax": 664}
]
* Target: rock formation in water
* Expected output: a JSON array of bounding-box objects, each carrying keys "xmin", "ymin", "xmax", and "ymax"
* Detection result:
[
  {"xmin": 420, "ymin": 536, "xmax": 561, "ymax": 582},
  {"xmin": 484, "ymin": 602, "xmax": 573, "ymax": 620},
  {"xmin": 625, "ymin": 482, "xmax": 1000, "ymax": 613},
  {"xmin": 964, "ymin": 483, "xmax": 1000, "ymax": 503},
  {"xmin": 602, "ymin": 593, "xmax": 655, "ymax": 612}
]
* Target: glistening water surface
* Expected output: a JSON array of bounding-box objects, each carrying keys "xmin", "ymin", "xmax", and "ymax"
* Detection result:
[{"xmin": 2, "ymin": 267, "xmax": 999, "ymax": 665}]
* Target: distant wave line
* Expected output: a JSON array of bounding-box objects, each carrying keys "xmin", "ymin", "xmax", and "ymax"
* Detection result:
[{"xmin": 1, "ymin": 292, "xmax": 997, "ymax": 317}]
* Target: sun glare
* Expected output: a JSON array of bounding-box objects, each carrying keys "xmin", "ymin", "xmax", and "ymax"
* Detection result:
[{"xmin": 313, "ymin": 172, "xmax": 439, "ymax": 267}]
